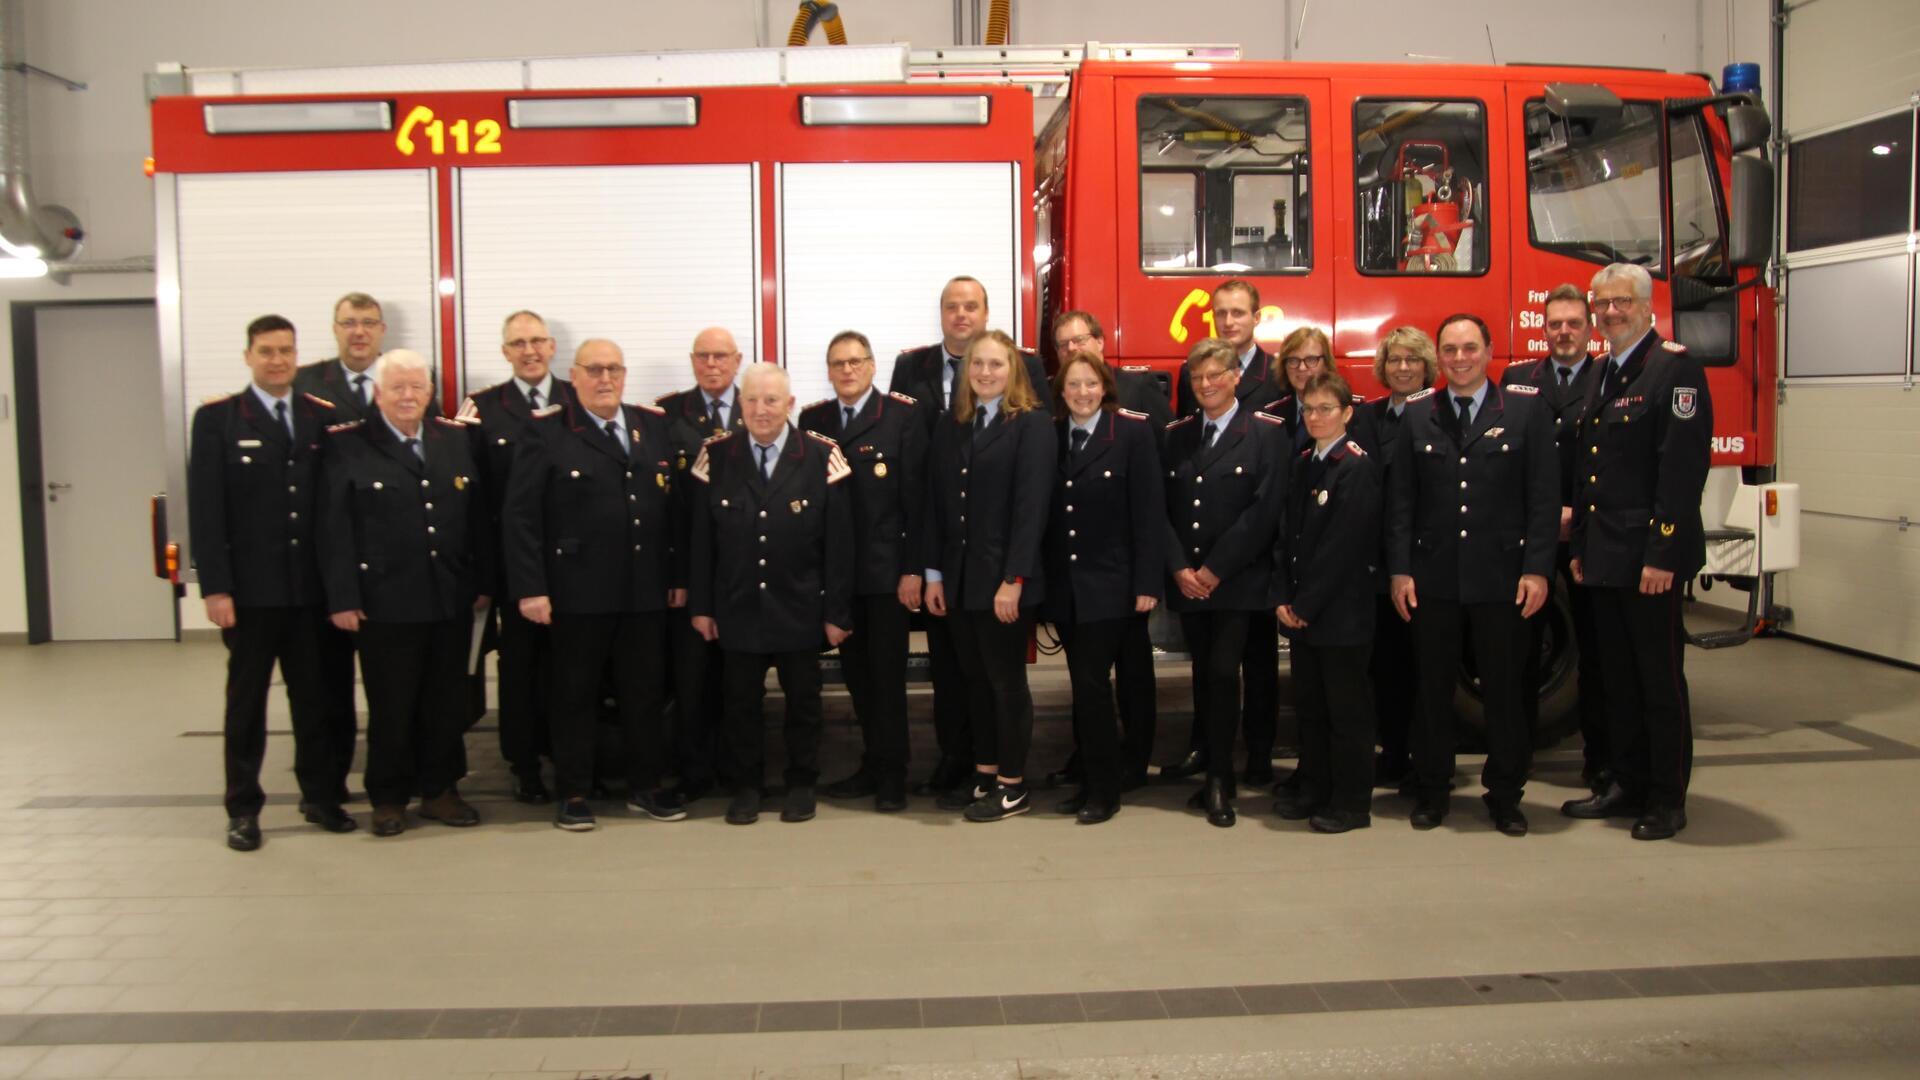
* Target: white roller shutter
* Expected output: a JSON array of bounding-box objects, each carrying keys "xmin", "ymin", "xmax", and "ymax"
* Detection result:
[
  {"xmin": 778, "ymin": 162, "xmax": 1020, "ymax": 410},
  {"xmin": 456, "ymin": 164, "xmax": 760, "ymax": 404}
]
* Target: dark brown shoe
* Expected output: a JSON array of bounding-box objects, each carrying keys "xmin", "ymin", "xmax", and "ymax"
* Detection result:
[
  {"xmin": 418, "ymin": 791, "xmax": 480, "ymax": 828},
  {"xmin": 371, "ymin": 805, "xmax": 407, "ymax": 837}
]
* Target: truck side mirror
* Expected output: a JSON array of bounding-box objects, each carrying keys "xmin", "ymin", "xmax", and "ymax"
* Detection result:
[
  {"xmin": 1725, "ymin": 103, "xmax": 1770, "ymax": 155},
  {"xmin": 1730, "ymin": 155, "xmax": 1772, "ymax": 268}
]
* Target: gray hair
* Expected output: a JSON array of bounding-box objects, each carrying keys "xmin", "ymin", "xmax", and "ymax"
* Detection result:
[
  {"xmin": 372, "ymin": 348, "xmax": 431, "ymax": 386},
  {"xmin": 1591, "ymin": 262, "xmax": 1653, "ymax": 301},
  {"xmin": 738, "ymin": 361, "xmax": 790, "ymax": 397},
  {"xmin": 500, "ymin": 309, "xmax": 547, "ymax": 340},
  {"xmin": 1186, "ymin": 337, "xmax": 1238, "ymax": 373}
]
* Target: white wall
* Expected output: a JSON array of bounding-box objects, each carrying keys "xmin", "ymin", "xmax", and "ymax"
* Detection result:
[{"xmin": 0, "ymin": 0, "xmax": 1774, "ymax": 634}]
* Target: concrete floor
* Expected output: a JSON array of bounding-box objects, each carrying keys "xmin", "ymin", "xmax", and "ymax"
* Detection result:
[{"xmin": 0, "ymin": 619, "xmax": 1916, "ymax": 1079}]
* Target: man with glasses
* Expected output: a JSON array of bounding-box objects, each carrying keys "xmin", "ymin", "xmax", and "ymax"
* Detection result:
[
  {"xmin": 1502, "ymin": 284, "xmax": 1609, "ymax": 791},
  {"xmin": 505, "ymin": 340, "xmax": 688, "ymax": 832},
  {"xmin": 799, "ymin": 332, "xmax": 926, "ymax": 812},
  {"xmin": 1172, "ymin": 280, "xmax": 1281, "ymax": 417},
  {"xmin": 1563, "ymin": 263, "xmax": 1711, "ymax": 842},
  {"xmin": 656, "ymin": 328, "xmax": 748, "ymax": 803},
  {"xmin": 458, "ymin": 310, "xmax": 576, "ymax": 804},
  {"xmin": 1386, "ymin": 313, "xmax": 1558, "ymax": 836}
]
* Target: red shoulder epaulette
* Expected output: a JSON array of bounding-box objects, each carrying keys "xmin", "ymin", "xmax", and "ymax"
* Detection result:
[
  {"xmin": 803, "ymin": 429, "xmax": 839, "ymax": 447},
  {"xmin": 1116, "ymin": 408, "xmax": 1148, "ymax": 421},
  {"xmin": 633, "ymin": 401, "xmax": 665, "ymax": 416},
  {"xmin": 1506, "ymin": 383, "xmax": 1539, "ymax": 395},
  {"xmin": 888, "ymin": 391, "xmax": 918, "ymax": 406},
  {"xmin": 701, "ymin": 430, "xmax": 733, "ymax": 446},
  {"xmin": 1406, "ymin": 387, "xmax": 1436, "ymax": 403},
  {"xmin": 303, "ymin": 393, "xmax": 335, "ymax": 410},
  {"xmin": 1165, "ymin": 415, "xmax": 1195, "ymax": 430},
  {"xmin": 1661, "ymin": 339, "xmax": 1687, "ymax": 353},
  {"xmin": 1253, "ymin": 411, "xmax": 1286, "ymax": 426},
  {"xmin": 531, "ymin": 403, "xmax": 563, "ymax": 419},
  {"xmin": 1345, "ymin": 439, "xmax": 1368, "ymax": 456},
  {"xmin": 326, "ymin": 420, "xmax": 362, "ymax": 434}
]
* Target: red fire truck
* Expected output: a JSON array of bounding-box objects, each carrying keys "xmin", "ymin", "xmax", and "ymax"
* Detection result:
[{"xmin": 147, "ymin": 42, "xmax": 1782, "ymax": 742}]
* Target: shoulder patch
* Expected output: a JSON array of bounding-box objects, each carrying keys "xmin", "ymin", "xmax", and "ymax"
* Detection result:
[
  {"xmin": 1119, "ymin": 364, "xmax": 1153, "ymax": 372},
  {"xmin": 326, "ymin": 420, "xmax": 363, "ymax": 434},
  {"xmin": 1506, "ymin": 382, "xmax": 1539, "ymax": 395},
  {"xmin": 457, "ymin": 397, "xmax": 480, "ymax": 421},
  {"xmin": 1661, "ymin": 339, "xmax": 1688, "ymax": 353},
  {"xmin": 1406, "ymin": 387, "xmax": 1436, "ymax": 403},
  {"xmin": 702, "ymin": 430, "xmax": 734, "ymax": 447},
  {"xmin": 1345, "ymin": 439, "xmax": 1368, "ymax": 457},
  {"xmin": 633, "ymin": 401, "xmax": 665, "ymax": 416},
  {"xmin": 531, "ymin": 403, "xmax": 563, "ymax": 419},
  {"xmin": 1165, "ymin": 415, "xmax": 1196, "ymax": 430},
  {"xmin": 1253, "ymin": 411, "xmax": 1287, "ymax": 426},
  {"xmin": 690, "ymin": 447, "xmax": 711, "ymax": 483},
  {"xmin": 302, "ymin": 392, "xmax": 335, "ymax": 410},
  {"xmin": 824, "ymin": 442, "xmax": 852, "ymax": 485},
  {"xmin": 1116, "ymin": 408, "xmax": 1148, "ymax": 421},
  {"xmin": 888, "ymin": 390, "xmax": 918, "ymax": 406}
]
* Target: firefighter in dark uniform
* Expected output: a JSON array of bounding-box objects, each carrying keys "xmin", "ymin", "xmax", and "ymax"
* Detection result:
[
  {"xmin": 1171, "ymin": 279, "xmax": 1282, "ymax": 418},
  {"xmin": 1501, "ymin": 284, "xmax": 1609, "ymax": 790},
  {"xmin": 1041, "ymin": 351, "xmax": 1164, "ymax": 824},
  {"xmin": 1039, "ymin": 311, "xmax": 1167, "ymax": 792},
  {"xmin": 316, "ymin": 349, "xmax": 490, "ymax": 838},
  {"xmin": 1363, "ymin": 326, "xmax": 1439, "ymax": 790},
  {"xmin": 1273, "ymin": 371, "xmax": 1383, "ymax": 834},
  {"xmin": 655, "ymin": 327, "xmax": 747, "ymax": 802},
  {"xmin": 504, "ymin": 340, "xmax": 688, "ymax": 833},
  {"xmin": 889, "ymin": 277, "xmax": 1046, "ymax": 800},
  {"xmin": 190, "ymin": 315, "xmax": 354, "ymax": 851},
  {"xmin": 458, "ymin": 309, "xmax": 576, "ymax": 804},
  {"xmin": 798, "ymin": 331, "xmax": 926, "ymax": 813},
  {"xmin": 689, "ymin": 363, "xmax": 856, "ymax": 826},
  {"xmin": 1161, "ymin": 338, "xmax": 1291, "ymax": 828},
  {"xmin": 1387, "ymin": 313, "xmax": 1559, "ymax": 836},
  {"xmin": 1563, "ymin": 263, "xmax": 1712, "ymax": 842}
]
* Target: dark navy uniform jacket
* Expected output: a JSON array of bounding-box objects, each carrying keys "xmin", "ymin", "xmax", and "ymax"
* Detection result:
[
  {"xmin": 1274, "ymin": 439, "xmax": 1382, "ymax": 647},
  {"xmin": 460, "ymin": 377, "xmax": 578, "ymax": 592},
  {"xmin": 688, "ymin": 427, "xmax": 856, "ymax": 653},
  {"xmin": 924, "ymin": 405, "xmax": 1055, "ymax": 611},
  {"xmin": 317, "ymin": 416, "xmax": 492, "ymax": 623},
  {"xmin": 1041, "ymin": 409, "xmax": 1166, "ymax": 625},
  {"xmin": 1569, "ymin": 332, "xmax": 1713, "ymax": 586},
  {"xmin": 503, "ymin": 401, "xmax": 680, "ymax": 615},
  {"xmin": 798, "ymin": 390, "xmax": 928, "ymax": 597},
  {"xmin": 187, "ymin": 387, "xmax": 332, "ymax": 608},
  {"xmin": 294, "ymin": 357, "xmax": 443, "ymax": 422},
  {"xmin": 889, "ymin": 343, "xmax": 1049, "ymax": 431},
  {"xmin": 1174, "ymin": 346, "xmax": 1280, "ymax": 417},
  {"xmin": 1160, "ymin": 406, "xmax": 1291, "ymax": 613},
  {"xmin": 1386, "ymin": 382, "xmax": 1560, "ymax": 604},
  {"xmin": 1501, "ymin": 354, "xmax": 1603, "ymax": 505}
]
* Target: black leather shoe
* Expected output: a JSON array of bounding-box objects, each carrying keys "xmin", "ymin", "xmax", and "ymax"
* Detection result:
[
  {"xmin": 554, "ymin": 798, "xmax": 596, "ymax": 832},
  {"xmin": 1242, "ymin": 761, "xmax": 1275, "ymax": 788},
  {"xmin": 226, "ymin": 815, "xmax": 261, "ymax": 852},
  {"xmin": 874, "ymin": 774, "xmax": 908, "ymax": 813},
  {"xmin": 1203, "ymin": 778, "xmax": 1235, "ymax": 828},
  {"xmin": 937, "ymin": 773, "xmax": 994, "ymax": 812},
  {"xmin": 1271, "ymin": 793, "xmax": 1315, "ymax": 821},
  {"xmin": 1054, "ymin": 790, "xmax": 1088, "ymax": 815},
  {"xmin": 1631, "ymin": 806, "xmax": 1687, "ymax": 841},
  {"xmin": 916, "ymin": 755, "xmax": 968, "ymax": 796},
  {"xmin": 1410, "ymin": 796, "xmax": 1447, "ymax": 830},
  {"xmin": 821, "ymin": 769, "xmax": 878, "ymax": 800},
  {"xmin": 510, "ymin": 773, "xmax": 552, "ymax": 805},
  {"xmin": 1562, "ymin": 783, "xmax": 1644, "ymax": 820},
  {"xmin": 725, "ymin": 787, "xmax": 761, "ymax": 825},
  {"xmin": 781, "ymin": 785, "xmax": 817, "ymax": 823},
  {"xmin": 627, "ymin": 789, "xmax": 688, "ymax": 822},
  {"xmin": 1076, "ymin": 799, "xmax": 1119, "ymax": 825},
  {"xmin": 371, "ymin": 805, "xmax": 407, "ymax": 837},
  {"xmin": 1484, "ymin": 794, "xmax": 1529, "ymax": 836},
  {"xmin": 299, "ymin": 802, "xmax": 357, "ymax": 834},
  {"xmin": 1309, "ymin": 810, "xmax": 1370, "ymax": 834},
  {"xmin": 419, "ymin": 790, "xmax": 480, "ymax": 828},
  {"xmin": 1162, "ymin": 750, "xmax": 1208, "ymax": 780}
]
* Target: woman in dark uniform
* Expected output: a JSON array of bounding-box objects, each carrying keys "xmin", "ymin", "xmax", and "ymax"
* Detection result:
[
  {"xmin": 1161, "ymin": 338, "xmax": 1291, "ymax": 827},
  {"xmin": 1273, "ymin": 370, "xmax": 1384, "ymax": 833},
  {"xmin": 924, "ymin": 329, "xmax": 1056, "ymax": 822},
  {"xmin": 1041, "ymin": 351, "xmax": 1165, "ymax": 824},
  {"xmin": 1364, "ymin": 326, "xmax": 1437, "ymax": 790}
]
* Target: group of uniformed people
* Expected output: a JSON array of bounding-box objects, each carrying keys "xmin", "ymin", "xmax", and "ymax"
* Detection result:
[{"xmin": 194, "ymin": 264, "xmax": 1710, "ymax": 851}]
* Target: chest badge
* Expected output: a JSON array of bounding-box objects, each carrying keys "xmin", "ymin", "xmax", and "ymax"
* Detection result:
[
  {"xmin": 1316, "ymin": 489, "xmax": 1328, "ymax": 506},
  {"xmin": 790, "ymin": 499, "xmax": 804, "ymax": 514},
  {"xmin": 656, "ymin": 473, "xmax": 668, "ymax": 489},
  {"xmin": 874, "ymin": 462, "xmax": 888, "ymax": 478},
  {"xmin": 1660, "ymin": 522, "xmax": 1676, "ymax": 537},
  {"xmin": 454, "ymin": 475, "xmax": 468, "ymax": 491},
  {"xmin": 675, "ymin": 453, "xmax": 688, "ymax": 470}
]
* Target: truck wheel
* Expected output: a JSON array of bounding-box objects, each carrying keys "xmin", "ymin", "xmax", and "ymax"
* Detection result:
[{"xmin": 1452, "ymin": 584, "xmax": 1582, "ymax": 750}]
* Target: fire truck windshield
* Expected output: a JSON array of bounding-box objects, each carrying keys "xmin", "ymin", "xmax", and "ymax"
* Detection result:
[{"xmin": 1524, "ymin": 100, "xmax": 1666, "ymax": 270}]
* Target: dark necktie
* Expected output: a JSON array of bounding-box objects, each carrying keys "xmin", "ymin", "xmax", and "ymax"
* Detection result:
[
  {"xmin": 974, "ymin": 409, "xmax": 990, "ymax": 440},
  {"xmin": 604, "ymin": 420, "xmax": 624, "ymax": 455},
  {"xmin": 842, "ymin": 405, "xmax": 855, "ymax": 431},
  {"xmin": 274, "ymin": 400, "xmax": 291, "ymax": 439},
  {"xmin": 1070, "ymin": 427, "xmax": 1089, "ymax": 455},
  {"xmin": 757, "ymin": 443, "xmax": 774, "ymax": 479},
  {"xmin": 1455, "ymin": 396, "xmax": 1473, "ymax": 428},
  {"xmin": 947, "ymin": 357, "xmax": 962, "ymax": 408},
  {"xmin": 709, "ymin": 398, "xmax": 725, "ymax": 432},
  {"xmin": 1557, "ymin": 366, "xmax": 1571, "ymax": 388},
  {"xmin": 1202, "ymin": 421, "xmax": 1217, "ymax": 448},
  {"xmin": 404, "ymin": 437, "xmax": 421, "ymax": 463},
  {"xmin": 352, "ymin": 374, "xmax": 369, "ymax": 409},
  {"xmin": 1601, "ymin": 360, "xmax": 1620, "ymax": 399},
  {"xmin": 527, "ymin": 386, "xmax": 541, "ymax": 411}
]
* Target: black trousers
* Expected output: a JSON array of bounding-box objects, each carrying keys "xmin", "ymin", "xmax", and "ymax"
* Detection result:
[
  {"xmin": 1114, "ymin": 613, "xmax": 1157, "ymax": 777},
  {"xmin": 1292, "ymin": 641, "xmax": 1376, "ymax": 816},
  {"xmin": 722, "ymin": 648, "xmax": 824, "ymax": 790},
  {"xmin": 549, "ymin": 612, "xmax": 668, "ymax": 800},
  {"xmin": 314, "ymin": 619, "xmax": 361, "ymax": 803},
  {"xmin": 220, "ymin": 606, "xmax": 338, "ymax": 818},
  {"xmin": 1370, "ymin": 593, "xmax": 1416, "ymax": 773},
  {"xmin": 1521, "ymin": 552, "xmax": 1608, "ymax": 775},
  {"xmin": 842, "ymin": 594, "xmax": 911, "ymax": 778},
  {"xmin": 1410, "ymin": 597, "xmax": 1529, "ymax": 803},
  {"xmin": 1190, "ymin": 613, "xmax": 1278, "ymax": 768},
  {"xmin": 1058, "ymin": 618, "xmax": 1129, "ymax": 803},
  {"xmin": 1589, "ymin": 585, "xmax": 1693, "ymax": 810},
  {"xmin": 1180, "ymin": 610, "xmax": 1250, "ymax": 785},
  {"xmin": 925, "ymin": 612, "xmax": 974, "ymax": 767},
  {"xmin": 669, "ymin": 613, "xmax": 730, "ymax": 786},
  {"xmin": 495, "ymin": 601, "xmax": 554, "ymax": 780},
  {"xmin": 355, "ymin": 616, "xmax": 470, "ymax": 808},
  {"xmin": 946, "ymin": 610, "xmax": 1035, "ymax": 777}
]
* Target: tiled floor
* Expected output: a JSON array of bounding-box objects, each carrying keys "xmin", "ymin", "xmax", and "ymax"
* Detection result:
[{"xmin": 0, "ymin": 622, "xmax": 1917, "ymax": 1078}]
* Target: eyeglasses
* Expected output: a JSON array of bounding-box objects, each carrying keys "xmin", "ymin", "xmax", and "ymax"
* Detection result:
[
  {"xmin": 575, "ymin": 363, "xmax": 626, "ymax": 380},
  {"xmin": 827, "ymin": 357, "xmax": 872, "ymax": 372},
  {"xmin": 505, "ymin": 336, "xmax": 553, "ymax": 351},
  {"xmin": 1383, "ymin": 353, "xmax": 1423, "ymax": 367},
  {"xmin": 1055, "ymin": 332, "xmax": 1096, "ymax": 351},
  {"xmin": 1191, "ymin": 367, "xmax": 1236, "ymax": 385},
  {"xmin": 1300, "ymin": 403, "xmax": 1345, "ymax": 417},
  {"xmin": 1591, "ymin": 296, "xmax": 1640, "ymax": 312},
  {"xmin": 1283, "ymin": 354, "xmax": 1328, "ymax": 369},
  {"xmin": 692, "ymin": 351, "xmax": 737, "ymax": 365},
  {"xmin": 335, "ymin": 318, "xmax": 384, "ymax": 331}
]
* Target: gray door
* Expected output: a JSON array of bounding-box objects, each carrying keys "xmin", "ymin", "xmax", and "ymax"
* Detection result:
[{"xmin": 37, "ymin": 304, "xmax": 175, "ymax": 641}]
